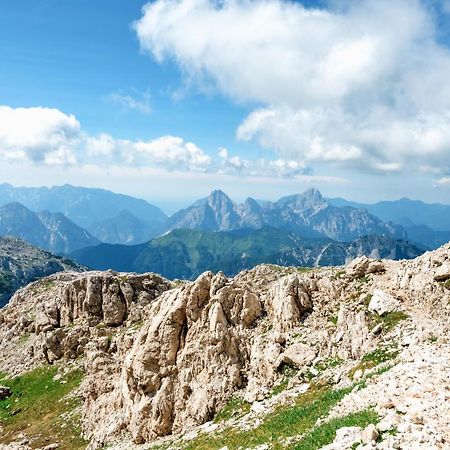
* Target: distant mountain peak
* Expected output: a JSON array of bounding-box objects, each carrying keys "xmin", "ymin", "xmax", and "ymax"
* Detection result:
[
  {"xmin": 277, "ymin": 188, "xmax": 327, "ymax": 216},
  {"xmin": 302, "ymin": 187, "xmax": 325, "ymax": 201},
  {"xmin": 207, "ymin": 189, "xmax": 234, "ymax": 205}
]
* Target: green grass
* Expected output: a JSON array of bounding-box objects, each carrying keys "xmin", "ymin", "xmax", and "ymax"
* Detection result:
[
  {"xmin": 441, "ymin": 279, "xmax": 450, "ymax": 289},
  {"xmin": 329, "ymin": 316, "xmax": 338, "ymax": 325},
  {"xmin": 0, "ymin": 365, "xmax": 86, "ymax": 449},
  {"xmin": 369, "ymin": 311, "xmax": 409, "ymax": 332},
  {"xmin": 293, "ymin": 408, "xmax": 379, "ymax": 449},
  {"xmin": 271, "ymin": 366, "xmax": 298, "ymax": 396},
  {"xmin": 349, "ymin": 347, "xmax": 399, "ymax": 379},
  {"xmin": 314, "ymin": 357, "xmax": 344, "ymax": 373},
  {"xmin": 40, "ymin": 280, "xmax": 56, "ymax": 290},
  {"xmin": 18, "ymin": 333, "xmax": 31, "ymax": 344},
  {"xmin": 182, "ymin": 383, "xmax": 355, "ymax": 450},
  {"xmin": 214, "ymin": 396, "xmax": 251, "ymax": 423},
  {"xmin": 363, "ymin": 294, "xmax": 373, "ymax": 307}
]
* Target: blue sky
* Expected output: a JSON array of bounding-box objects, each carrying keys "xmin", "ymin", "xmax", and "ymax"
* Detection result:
[{"xmin": 1, "ymin": 0, "xmax": 450, "ymax": 212}]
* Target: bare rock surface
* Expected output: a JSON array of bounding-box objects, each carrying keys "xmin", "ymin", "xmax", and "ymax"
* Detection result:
[{"xmin": 0, "ymin": 243, "xmax": 449, "ymax": 449}]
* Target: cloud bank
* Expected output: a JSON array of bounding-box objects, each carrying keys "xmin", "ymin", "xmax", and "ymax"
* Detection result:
[
  {"xmin": 134, "ymin": 0, "xmax": 450, "ymax": 175},
  {"xmin": 0, "ymin": 104, "xmax": 311, "ymax": 179}
]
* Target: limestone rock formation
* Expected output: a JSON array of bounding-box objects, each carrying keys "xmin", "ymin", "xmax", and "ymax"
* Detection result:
[{"xmin": 0, "ymin": 243, "xmax": 449, "ymax": 449}]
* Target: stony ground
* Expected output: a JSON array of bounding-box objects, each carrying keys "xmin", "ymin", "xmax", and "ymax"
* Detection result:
[{"xmin": 0, "ymin": 244, "xmax": 449, "ymax": 449}]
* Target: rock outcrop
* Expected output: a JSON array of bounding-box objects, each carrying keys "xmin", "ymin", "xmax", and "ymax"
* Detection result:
[{"xmin": 0, "ymin": 243, "xmax": 449, "ymax": 449}]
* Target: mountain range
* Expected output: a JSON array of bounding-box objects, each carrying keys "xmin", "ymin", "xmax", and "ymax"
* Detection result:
[
  {"xmin": 167, "ymin": 188, "xmax": 406, "ymax": 242},
  {"xmin": 72, "ymin": 227, "xmax": 422, "ymax": 279},
  {"xmin": 0, "ymin": 203, "xmax": 99, "ymax": 254},
  {"xmin": 328, "ymin": 196, "xmax": 450, "ymax": 249},
  {"xmin": 0, "ymin": 183, "xmax": 449, "ymax": 269},
  {"xmin": 0, "ymin": 183, "xmax": 167, "ymax": 242}
]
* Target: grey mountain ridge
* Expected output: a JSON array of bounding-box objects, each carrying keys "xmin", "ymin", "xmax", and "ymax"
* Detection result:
[
  {"xmin": 0, "ymin": 237, "xmax": 85, "ymax": 307},
  {"xmin": 327, "ymin": 196, "xmax": 450, "ymax": 231},
  {"xmin": 165, "ymin": 188, "xmax": 407, "ymax": 242},
  {"xmin": 0, "ymin": 184, "xmax": 448, "ymax": 250},
  {"xmin": 0, "ymin": 203, "xmax": 100, "ymax": 254},
  {"xmin": 0, "ymin": 183, "xmax": 167, "ymax": 228}
]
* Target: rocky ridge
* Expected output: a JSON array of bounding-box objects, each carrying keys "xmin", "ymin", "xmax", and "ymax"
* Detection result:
[
  {"xmin": 0, "ymin": 244, "xmax": 449, "ymax": 449},
  {"xmin": 0, "ymin": 237, "xmax": 85, "ymax": 307}
]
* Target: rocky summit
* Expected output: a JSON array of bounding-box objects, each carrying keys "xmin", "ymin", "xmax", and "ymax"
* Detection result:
[{"xmin": 0, "ymin": 245, "xmax": 449, "ymax": 449}]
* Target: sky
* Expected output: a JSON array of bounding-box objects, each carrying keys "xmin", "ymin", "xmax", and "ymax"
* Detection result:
[{"xmin": 1, "ymin": 0, "xmax": 450, "ymax": 212}]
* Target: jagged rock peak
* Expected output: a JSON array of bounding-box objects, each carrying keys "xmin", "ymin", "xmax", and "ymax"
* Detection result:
[
  {"xmin": 277, "ymin": 187, "xmax": 328, "ymax": 214},
  {"xmin": 207, "ymin": 189, "xmax": 235, "ymax": 206}
]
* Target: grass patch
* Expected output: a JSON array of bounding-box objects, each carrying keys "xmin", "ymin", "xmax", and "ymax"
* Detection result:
[
  {"xmin": 0, "ymin": 365, "xmax": 86, "ymax": 449},
  {"xmin": 357, "ymin": 275, "xmax": 370, "ymax": 284},
  {"xmin": 271, "ymin": 366, "xmax": 298, "ymax": 396},
  {"xmin": 369, "ymin": 311, "xmax": 409, "ymax": 333},
  {"xmin": 184, "ymin": 383, "xmax": 355, "ymax": 450},
  {"xmin": 40, "ymin": 280, "xmax": 56, "ymax": 291},
  {"xmin": 129, "ymin": 319, "xmax": 144, "ymax": 331},
  {"xmin": 293, "ymin": 408, "xmax": 379, "ymax": 449},
  {"xmin": 441, "ymin": 279, "xmax": 450, "ymax": 289},
  {"xmin": 363, "ymin": 294, "xmax": 373, "ymax": 307},
  {"xmin": 331, "ymin": 270, "xmax": 345, "ymax": 280},
  {"xmin": 349, "ymin": 347, "xmax": 399, "ymax": 379},
  {"xmin": 329, "ymin": 316, "xmax": 338, "ymax": 325},
  {"xmin": 314, "ymin": 357, "xmax": 344, "ymax": 373},
  {"xmin": 214, "ymin": 396, "xmax": 251, "ymax": 423},
  {"xmin": 18, "ymin": 333, "xmax": 31, "ymax": 344}
]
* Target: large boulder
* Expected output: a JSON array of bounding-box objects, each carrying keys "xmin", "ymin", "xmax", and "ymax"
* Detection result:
[{"xmin": 368, "ymin": 290, "xmax": 400, "ymax": 316}]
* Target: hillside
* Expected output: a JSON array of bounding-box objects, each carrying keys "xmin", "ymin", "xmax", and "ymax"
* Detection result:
[
  {"xmin": 0, "ymin": 244, "xmax": 449, "ymax": 449},
  {"xmin": 71, "ymin": 227, "xmax": 422, "ymax": 279},
  {"xmin": 0, "ymin": 237, "xmax": 85, "ymax": 307}
]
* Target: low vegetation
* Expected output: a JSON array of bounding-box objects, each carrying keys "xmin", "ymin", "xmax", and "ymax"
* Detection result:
[
  {"xmin": 349, "ymin": 346, "xmax": 399, "ymax": 379},
  {"xmin": 214, "ymin": 396, "xmax": 251, "ymax": 423},
  {"xmin": 293, "ymin": 408, "xmax": 378, "ymax": 449},
  {"xmin": 178, "ymin": 383, "xmax": 371, "ymax": 450},
  {"xmin": 271, "ymin": 366, "xmax": 298, "ymax": 396},
  {"xmin": 369, "ymin": 311, "xmax": 409, "ymax": 332},
  {"xmin": 0, "ymin": 365, "xmax": 86, "ymax": 449}
]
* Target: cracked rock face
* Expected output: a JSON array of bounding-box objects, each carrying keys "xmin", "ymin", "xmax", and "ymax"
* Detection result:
[{"xmin": 0, "ymin": 271, "xmax": 172, "ymax": 373}]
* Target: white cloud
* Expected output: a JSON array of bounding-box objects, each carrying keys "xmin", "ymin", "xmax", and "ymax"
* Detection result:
[
  {"xmin": 107, "ymin": 90, "xmax": 151, "ymax": 114},
  {"xmin": 134, "ymin": 0, "xmax": 450, "ymax": 174},
  {"xmin": 434, "ymin": 177, "xmax": 450, "ymax": 186},
  {"xmin": 0, "ymin": 105, "xmax": 321, "ymax": 178},
  {"xmin": 0, "ymin": 106, "xmax": 80, "ymax": 166},
  {"xmin": 87, "ymin": 134, "xmax": 212, "ymax": 171},
  {"xmin": 0, "ymin": 105, "xmax": 211, "ymax": 172},
  {"xmin": 218, "ymin": 147, "xmax": 310, "ymax": 177}
]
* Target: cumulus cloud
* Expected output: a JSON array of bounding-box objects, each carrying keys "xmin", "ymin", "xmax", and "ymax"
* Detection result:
[
  {"xmin": 0, "ymin": 106, "xmax": 80, "ymax": 166},
  {"xmin": 86, "ymin": 134, "xmax": 212, "ymax": 171},
  {"xmin": 0, "ymin": 105, "xmax": 211, "ymax": 172},
  {"xmin": 0, "ymin": 105, "xmax": 314, "ymax": 178},
  {"xmin": 134, "ymin": 0, "xmax": 450, "ymax": 174}
]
